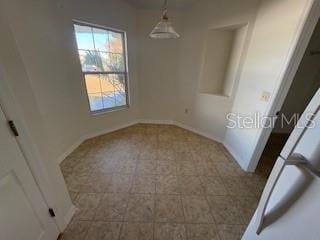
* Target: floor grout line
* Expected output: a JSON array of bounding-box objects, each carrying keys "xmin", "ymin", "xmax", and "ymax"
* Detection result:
[{"xmin": 61, "ymin": 125, "xmax": 269, "ymax": 239}]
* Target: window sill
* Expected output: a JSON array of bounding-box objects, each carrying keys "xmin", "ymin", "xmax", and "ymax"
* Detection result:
[{"xmin": 90, "ymin": 105, "xmax": 130, "ymax": 116}]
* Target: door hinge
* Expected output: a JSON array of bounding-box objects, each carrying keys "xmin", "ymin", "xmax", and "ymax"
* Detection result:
[
  {"xmin": 49, "ymin": 208, "xmax": 56, "ymax": 217},
  {"xmin": 8, "ymin": 120, "xmax": 19, "ymax": 137}
]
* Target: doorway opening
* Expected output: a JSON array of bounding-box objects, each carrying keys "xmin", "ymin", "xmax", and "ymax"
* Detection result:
[{"xmin": 256, "ymin": 18, "xmax": 320, "ymax": 177}]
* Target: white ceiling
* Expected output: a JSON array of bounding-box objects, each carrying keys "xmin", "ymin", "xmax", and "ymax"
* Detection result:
[{"xmin": 124, "ymin": 0, "xmax": 196, "ymax": 10}]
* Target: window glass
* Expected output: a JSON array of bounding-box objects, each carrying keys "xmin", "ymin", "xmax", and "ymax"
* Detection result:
[
  {"xmin": 74, "ymin": 23, "xmax": 128, "ymax": 112},
  {"xmin": 74, "ymin": 25, "xmax": 95, "ymax": 50}
]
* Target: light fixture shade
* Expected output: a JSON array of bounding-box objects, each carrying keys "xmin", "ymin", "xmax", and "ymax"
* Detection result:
[{"xmin": 150, "ymin": 18, "xmax": 180, "ymax": 39}]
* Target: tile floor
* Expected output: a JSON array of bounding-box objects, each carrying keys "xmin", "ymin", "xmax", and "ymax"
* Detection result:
[{"xmin": 60, "ymin": 124, "xmax": 270, "ymax": 240}]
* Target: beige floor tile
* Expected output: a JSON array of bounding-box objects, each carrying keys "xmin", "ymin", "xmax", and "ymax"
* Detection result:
[
  {"xmin": 108, "ymin": 174, "xmax": 133, "ymax": 193},
  {"xmin": 242, "ymin": 176, "xmax": 266, "ymax": 197},
  {"xmin": 72, "ymin": 161, "xmax": 94, "ymax": 175},
  {"xmin": 154, "ymin": 223, "xmax": 187, "ymax": 240},
  {"xmin": 86, "ymin": 222, "xmax": 121, "ymax": 240},
  {"xmin": 215, "ymin": 162, "xmax": 245, "ymax": 177},
  {"xmin": 207, "ymin": 196, "xmax": 244, "ymax": 224},
  {"xmin": 179, "ymin": 176, "xmax": 205, "ymax": 195},
  {"xmin": 131, "ymin": 175, "xmax": 156, "ymax": 194},
  {"xmin": 217, "ymin": 224, "xmax": 246, "ymax": 240},
  {"xmin": 61, "ymin": 156, "xmax": 78, "ymax": 169},
  {"xmin": 61, "ymin": 160, "xmax": 76, "ymax": 177},
  {"xmin": 61, "ymin": 124, "xmax": 268, "ymax": 239},
  {"xmin": 79, "ymin": 173, "xmax": 112, "ymax": 193},
  {"xmin": 174, "ymin": 151, "xmax": 185, "ymax": 161},
  {"xmin": 178, "ymin": 147, "xmax": 194, "ymax": 155},
  {"xmin": 69, "ymin": 191, "xmax": 78, "ymax": 203},
  {"xmin": 222, "ymin": 177, "xmax": 254, "ymax": 197},
  {"xmin": 65, "ymin": 172, "xmax": 89, "ymax": 193},
  {"xmin": 186, "ymin": 224, "xmax": 220, "ymax": 240},
  {"xmin": 201, "ymin": 161, "xmax": 220, "ymax": 176},
  {"xmin": 120, "ymin": 223, "xmax": 153, "ymax": 240},
  {"xmin": 155, "ymin": 195, "xmax": 184, "ymax": 222},
  {"xmin": 62, "ymin": 220, "xmax": 91, "ymax": 240},
  {"xmin": 111, "ymin": 151, "xmax": 136, "ymax": 162},
  {"xmin": 156, "ymin": 160, "xmax": 178, "ymax": 175},
  {"xmin": 233, "ymin": 196, "xmax": 259, "ymax": 225},
  {"xmin": 178, "ymin": 161, "xmax": 203, "ymax": 176},
  {"xmin": 139, "ymin": 151, "xmax": 158, "ymax": 161},
  {"xmin": 175, "ymin": 151, "xmax": 193, "ymax": 162},
  {"xmin": 200, "ymin": 176, "xmax": 228, "ymax": 196},
  {"xmin": 99, "ymin": 159, "xmax": 128, "ymax": 174},
  {"xmin": 125, "ymin": 194, "xmax": 155, "ymax": 222},
  {"xmin": 157, "ymin": 148, "xmax": 176, "ymax": 161},
  {"xmin": 182, "ymin": 196, "xmax": 214, "ymax": 223},
  {"xmin": 62, "ymin": 168, "xmax": 74, "ymax": 178},
  {"xmin": 156, "ymin": 175, "xmax": 180, "ymax": 195},
  {"xmin": 212, "ymin": 151, "xmax": 229, "ymax": 162},
  {"xmin": 73, "ymin": 193, "xmax": 102, "ymax": 221},
  {"xmin": 158, "ymin": 133, "xmax": 176, "ymax": 143},
  {"xmin": 136, "ymin": 159, "xmax": 157, "ymax": 175},
  {"xmin": 95, "ymin": 193, "xmax": 128, "ymax": 221},
  {"xmin": 119, "ymin": 159, "xmax": 137, "ymax": 174}
]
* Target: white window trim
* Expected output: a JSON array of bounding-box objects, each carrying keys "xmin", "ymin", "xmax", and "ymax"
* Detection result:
[{"xmin": 73, "ymin": 20, "xmax": 130, "ymax": 114}]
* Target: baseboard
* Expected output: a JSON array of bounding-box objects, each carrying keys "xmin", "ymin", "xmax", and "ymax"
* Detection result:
[
  {"xmin": 58, "ymin": 120, "xmax": 139, "ymax": 164},
  {"xmin": 57, "ymin": 119, "xmax": 226, "ymax": 165},
  {"xmin": 57, "ymin": 119, "xmax": 250, "ymax": 230},
  {"xmin": 139, "ymin": 119, "xmax": 175, "ymax": 125},
  {"xmin": 173, "ymin": 122, "xmax": 250, "ymax": 171},
  {"xmin": 57, "ymin": 118, "xmax": 253, "ymax": 173},
  {"xmin": 63, "ymin": 204, "xmax": 76, "ymax": 228},
  {"xmin": 223, "ymin": 142, "xmax": 249, "ymax": 171},
  {"xmin": 174, "ymin": 121, "xmax": 221, "ymax": 143},
  {"xmin": 57, "ymin": 137, "xmax": 85, "ymax": 164},
  {"xmin": 138, "ymin": 120, "xmax": 222, "ymax": 143},
  {"xmin": 85, "ymin": 120, "xmax": 139, "ymax": 139}
]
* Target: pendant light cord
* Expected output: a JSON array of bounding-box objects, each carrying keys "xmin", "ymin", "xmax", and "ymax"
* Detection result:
[
  {"xmin": 163, "ymin": 0, "xmax": 168, "ymax": 10},
  {"xmin": 162, "ymin": 0, "xmax": 168, "ymax": 19}
]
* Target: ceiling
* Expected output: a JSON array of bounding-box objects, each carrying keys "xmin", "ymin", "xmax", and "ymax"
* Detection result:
[{"xmin": 124, "ymin": 0, "xmax": 196, "ymax": 10}]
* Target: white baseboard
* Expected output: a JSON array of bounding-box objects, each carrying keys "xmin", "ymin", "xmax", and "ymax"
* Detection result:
[
  {"xmin": 58, "ymin": 121, "xmax": 139, "ymax": 165},
  {"xmin": 139, "ymin": 119, "xmax": 175, "ymax": 125},
  {"xmin": 174, "ymin": 121, "xmax": 222, "ymax": 143},
  {"xmin": 58, "ymin": 119, "xmax": 227, "ymax": 165},
  {"xmin": 85, "ymin": 120, "xmax": 139, "ymax": 139},
  {"xmin": 223, "ymin": 142, "xmax": 249, "ymax": 171},
  {"xmin": 57, "ymin": 137, "xmax": 84, "ymax": 164},
  {"xmin": 63, "ymin": 204, "xmax": 76, "ymax": 228},
  {"xmin": 138, "ymin": 120, "xmax": 222, "ymax": 144}
]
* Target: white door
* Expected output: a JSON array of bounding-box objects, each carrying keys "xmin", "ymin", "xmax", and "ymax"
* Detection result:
[{"xmin": 0, "ymin": 106, "xmax": 59, "ymax": 240}]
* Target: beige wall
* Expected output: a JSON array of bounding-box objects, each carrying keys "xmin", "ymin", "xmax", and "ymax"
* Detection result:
[
  {"xmin": 224, "ymin": 0, "xmax": 314, "ymax": 170},
  {"xmin": 0, "ymin": 1, "xmax": 72, "ymax": 230},
  {"xmin": 136, "ymin": 9, "xmax": 182, "ymax": 122},
  {"xmin": 0, "ymin": 0, "xmax": 315, "ymax": 230},
  {"xmin": 61, "ymin": 0, "xmax": 140, "ymax": 137},
  {"xmin": 1, "ymin": 0, "xmax": 140, "ymax": 162},
  {"xmin": 174, "ymin": 0, "xmax": 260, "ymax": 141},
  {"xmin": 200, "ymin": 28, "xmax": 235, "ymax": 95},
  {"xmin": 0, "ymin": 0, "xmax": 138, "ymax": 230}
]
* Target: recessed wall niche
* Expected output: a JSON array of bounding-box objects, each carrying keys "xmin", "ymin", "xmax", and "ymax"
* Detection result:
[{"xmin": 200, "ymin": 24, "xmax": 248, "ymax": 97}]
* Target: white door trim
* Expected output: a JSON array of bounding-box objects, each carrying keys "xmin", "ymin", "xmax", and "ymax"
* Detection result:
[
  {"xmin": 0, "ymin": 63, "xmax": 60, "ymax": 230},
  {"xmin": 247, "ymin": 0, "xmax": 320, "ymax": 172}
]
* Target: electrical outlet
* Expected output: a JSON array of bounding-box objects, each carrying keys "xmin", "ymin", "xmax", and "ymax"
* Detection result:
[{"xmin": 261, "ymin": 91, "xmax": 271, "ymax": 102}]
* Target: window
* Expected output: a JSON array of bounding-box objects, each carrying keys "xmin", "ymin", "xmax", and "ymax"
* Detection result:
[{"xmin": 73, "ymin": 22, "xmax": 129, "ymax": 112}]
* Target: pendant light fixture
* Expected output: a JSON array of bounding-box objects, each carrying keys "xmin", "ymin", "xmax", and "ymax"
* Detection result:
[{"xmin": 150, "ymin": 0, "xmax": 180, "ymax": 39}]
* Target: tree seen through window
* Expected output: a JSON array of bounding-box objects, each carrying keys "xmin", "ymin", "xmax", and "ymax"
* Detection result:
[{"xmin": 74, "ymin": 23, "xmax": 128, "ymax": 112}]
